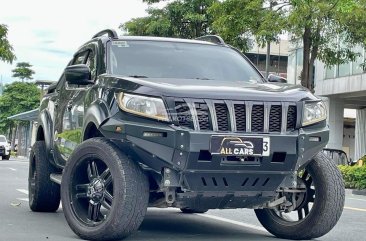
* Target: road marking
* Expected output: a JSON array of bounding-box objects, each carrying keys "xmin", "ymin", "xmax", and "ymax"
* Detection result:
[
  {"xmin": 197, "ymin": 213, "xmax": 267, "ymax": 233},
  {"xmin": 17, "ymin": 198, "xmax": 29, "ymax": 202},
  {"xmin": 348, "ymin": 197, "xmax": 366, "ymax": 202},
  {"xmin": 344, "ymin": 206, "xmax": 366, "ymax": 212},
  {"xmin": 16, "ymin": 189, "xmax": 29, "ymax": 195},
  {"xmin": 8, "ymin": 167, "xmax": 16, "ymax": 171}
]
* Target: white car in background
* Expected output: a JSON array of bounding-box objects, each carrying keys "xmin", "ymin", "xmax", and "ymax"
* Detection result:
[{"xmin": 0, "ymin": 135, "xmax": 11, "ymax": 160}]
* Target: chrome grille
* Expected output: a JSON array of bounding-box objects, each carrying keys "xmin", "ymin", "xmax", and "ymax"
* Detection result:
[
  {"xmin": 287, "ymin": 105, "xmax": 297, "ymax": 131},
  {"xmin": 214, "ymin": 103, "xmax": 229, "ymax": 131},
  {"xmin": 195, "ymin": 103, "xmax": 211, "ymax": 130},
  {"xmin": 175, "ymin": 101, "xmax": 194, "ymax": 129},
  {"xmin": 251, "ymin": 105, "xmax": 264, "ymax": 132},
  {"xmin": 269, "ymin": 105, "xmax": 282, "ymax": 132},
  {"xmin": 234, "ymin": 104, "xmax": 246, "ymax": 131},
  {"xmin": 174, "ymin": 100, "xmax": 297, "ymax": 133}
]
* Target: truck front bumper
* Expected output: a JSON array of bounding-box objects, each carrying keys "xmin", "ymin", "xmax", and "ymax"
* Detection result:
[{"xmin": 101, "ymin": 117, "xmax": 329, "ymax": 195}]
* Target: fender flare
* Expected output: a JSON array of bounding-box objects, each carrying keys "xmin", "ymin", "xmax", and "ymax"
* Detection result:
[
  {"xmin": 36, "ymin": 110, "xmax": 59, "ymax": 167},
  {"xmin": 82, "ymin": 100, "xmax": 110, "ymax": 140}
]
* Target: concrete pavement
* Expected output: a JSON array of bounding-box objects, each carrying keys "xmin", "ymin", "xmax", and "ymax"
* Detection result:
[{"xmin": 1, "ymin": 158, "xmax": 366, "ymax": 241}]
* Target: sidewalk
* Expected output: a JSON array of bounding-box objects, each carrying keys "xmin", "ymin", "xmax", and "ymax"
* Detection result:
[
  {"xmin": 352, "ymin": 189, "xmax": 366, "ymax": 196},
  {"xmin": 12, "ymin": 155, "xmax": 28, "ymax": 162}
]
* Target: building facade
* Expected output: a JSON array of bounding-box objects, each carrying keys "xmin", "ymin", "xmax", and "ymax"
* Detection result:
[
  {"xmin": 287, "ymin": 42, "xmax": 366, "ymax": 162},
  {"xmin": 246, "ymin": 40, "xmax": 289, "ymax": 78}
]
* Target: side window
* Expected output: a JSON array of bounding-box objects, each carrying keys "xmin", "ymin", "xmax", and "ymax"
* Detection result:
[
  {"xmin": 73, "ymin": 51, "xmax": 88, "ymax": 65},
  {"xmin": 85, "ymin": 51, "xmax": 96, "ymax": 80}
]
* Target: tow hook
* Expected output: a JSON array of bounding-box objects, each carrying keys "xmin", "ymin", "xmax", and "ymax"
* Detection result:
[{"xmin": 165, "ymin": 188, "xmax": 176, "ymax": 206}]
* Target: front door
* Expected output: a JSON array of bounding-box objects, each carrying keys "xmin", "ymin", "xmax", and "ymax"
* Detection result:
[
  {"xmin": 54, "ymin": 50, "xmax": 89, "ymax": 162},
  {"xmin": 54, "ymin": 46, "xmax": 97, "ymax": 163}
]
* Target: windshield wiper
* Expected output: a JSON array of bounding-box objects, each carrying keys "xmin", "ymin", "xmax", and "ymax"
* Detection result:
[{"xmin": 128, "ymin": 75, "xmax": 148, "ymax": 78}]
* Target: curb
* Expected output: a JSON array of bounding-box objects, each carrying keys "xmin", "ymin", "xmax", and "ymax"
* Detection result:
[{"xmin": 352, "ymin": 189, "xmax": 366, "ymax": 196}]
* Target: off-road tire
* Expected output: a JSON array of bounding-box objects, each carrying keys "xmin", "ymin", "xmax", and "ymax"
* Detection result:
[
  {"xmin": 61, "ymin": 138, "xmax": 149, "ymax": 241},
  {"xmin": 28, "ymin": 141, "xmax": 60, "ymax": 212},
  {"xmin": 255, "ymin": 152, "xmax": 345, "ymax": 240},
  {"xmin": 180, "ymin": 207, "xmax": 208, "ymax": 214}
]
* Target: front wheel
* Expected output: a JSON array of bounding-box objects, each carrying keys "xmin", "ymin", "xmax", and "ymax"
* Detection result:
[
  {"xmin": 3, "ymin": 154, "xmax": 10, "ymax": 160},
  {"xmin": 255, "ymin": 152, "xmax": 345, "ymax": 240},
  {"xmin": 61, "ymin": 138, "xmax": 149, "ymax": 241}
]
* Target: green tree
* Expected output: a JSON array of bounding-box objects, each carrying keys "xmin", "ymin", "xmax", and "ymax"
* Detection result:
[
  {"xmin": 0, "ymin": 82, "xmax": 41, "ymax": 133},
  {"xmin": 12, "ymin": 62, "xmax": 35, "ymax": 82},
  {"xmin": 121, "ymin": 0, "xmax": 218, "ymax": 39},
  {"xmin": 210, "ymin": 0, "xmax": 366, "ymax": 91},
  {"xmin": 209, "ymin": 0, "xmax": 284, "ymax": 53},
  {"xmin": 0, "ymin": 24, "xmax": 16, "ymax": 64}
]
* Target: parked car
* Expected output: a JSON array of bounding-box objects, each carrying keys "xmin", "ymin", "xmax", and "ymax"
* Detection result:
[
  {"xmin": 0, "ymin": 135, "xmax": 11, "ymax": 160},
  {"xmin": 28, "ymin": 29, "xmax": 345, "ymax": 241},
  {"xmin": 322, "ymin": 148, "xmax": 352, "ymax": 165}
]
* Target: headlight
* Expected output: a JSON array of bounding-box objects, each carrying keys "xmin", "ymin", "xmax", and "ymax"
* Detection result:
[
  {"xmin": 302, "ymin": 101, "xmax": 327, "ymax": 126},
  {"xmin": 117, "ymin": 93, "xmax": 169, "ymax": 121}
]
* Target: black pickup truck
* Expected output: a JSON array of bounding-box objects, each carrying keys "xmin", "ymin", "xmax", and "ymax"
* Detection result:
[{"xmin": 28, "ymin": 29, "xmax": 344, "ymax": 241}]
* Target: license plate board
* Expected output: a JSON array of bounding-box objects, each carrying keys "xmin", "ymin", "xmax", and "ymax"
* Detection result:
[{"xmin": 210, "ymin": 136, "xmax": 270, "ymax": 157}]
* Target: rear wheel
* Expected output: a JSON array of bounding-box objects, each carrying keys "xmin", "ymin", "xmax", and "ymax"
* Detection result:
[
  {"xmin": 61, "ymin": 138, "xmax": 149, "ymax": 241},
  {"xmin": 28, "ymin": 141, "xmax": 60, "ymax": 212},
  {"xmin": 255, "ymin": 152, "xmax": 345, "ymax": 240}
]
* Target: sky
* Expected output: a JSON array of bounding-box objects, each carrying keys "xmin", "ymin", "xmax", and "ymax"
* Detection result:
[{"xmin": 0, "ymin": 0, "xmax": 163, "ymax": 84}]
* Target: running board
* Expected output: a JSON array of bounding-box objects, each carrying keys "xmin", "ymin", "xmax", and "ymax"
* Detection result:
[{"xmin": 50, "ymin": 173, "xmax": 62, "ymax": 184}]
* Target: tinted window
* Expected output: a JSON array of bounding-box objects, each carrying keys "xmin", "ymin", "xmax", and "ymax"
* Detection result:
[
  {"xmin": 85, "ymin": 51, "xmax": 96, "ymax": 80},
  {"xmin": 73, "ymin": 51, "xmax": 88, "ymax": 65},
  {"xmin": 109, "ymin": 41, "xmax": 263, "ymax": 83},
  {"xmin": 0, "ymin": 136, "xmax": 6, "ymax": 142}
]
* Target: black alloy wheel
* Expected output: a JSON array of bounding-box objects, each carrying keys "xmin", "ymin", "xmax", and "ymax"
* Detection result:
[
  {"xmin": 70, "ymin": 158, "xmax": 113, "ymax": 226},
  {"xmin": 255, "ymin": 152, "xmax": 345, "ymax": 240},
  {"xmin": 61, "ymin": 138, "xmax": 149, "ymax": 241}
]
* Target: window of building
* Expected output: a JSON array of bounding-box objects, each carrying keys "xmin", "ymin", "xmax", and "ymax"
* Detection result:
[
  {"xmin": 325, "ymin": 66, "xmax": 336, "ymax": 79},
  {"xmin": 338, "ymin": 62, "xmax": 351, "ymax": 77},
  {"xmin": 352, "ymin": 46, "xmax": 364, "ymax": 75}
]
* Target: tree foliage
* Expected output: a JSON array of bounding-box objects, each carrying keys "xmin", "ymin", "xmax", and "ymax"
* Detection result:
[
  {"xmin": 209, "ymin": 0, "xmax": 285, "ymax": 52},
  {"xmin": 0, "ymin": 24, "xmax": 16, "ymax": 64},
  {"xmin": 121, "ymin": 0, "xmax": 366, "ymax": 90},
  {"xmin": 0, "ymin": 82, "xmax": 41, "ymax": 133},
  {"xmin": 12, "ymin": 62, "xmax": 35, "ymax": 82},
  {"xmin": 121, "ymin": 0, "xmax": 218, "ymax": 39},
  {"xmin": 210, "ymin": 0, "xmax": 366, "ymax": 90}
]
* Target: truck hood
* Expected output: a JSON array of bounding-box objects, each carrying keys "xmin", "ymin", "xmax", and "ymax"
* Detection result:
[{"xmin": 101, "ymin": 75, "xmax": 319, "ymax": 102}]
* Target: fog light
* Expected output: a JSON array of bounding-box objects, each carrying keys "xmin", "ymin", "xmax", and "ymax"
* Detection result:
[
  {"xmin": 309, "ymin": 136, "xmax": 321, "ymax": 142},
  {"xmin": 143, "ymin": 132, "xmax": 167, "ymax": 137}
]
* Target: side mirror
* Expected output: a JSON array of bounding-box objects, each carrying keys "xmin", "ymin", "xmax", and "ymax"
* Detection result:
[
  {"xmin": 65, "ymin": 64, "xmax": 93, "ymax": 85},
  {"xmin": 267, "ymin": 74, "xmax": 287, "ymax": 83}
]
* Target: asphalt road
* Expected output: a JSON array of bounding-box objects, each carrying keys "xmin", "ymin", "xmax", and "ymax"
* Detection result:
[{"xmin": 1, "ymin": 157, "xmax": 366, "ymax": 241}]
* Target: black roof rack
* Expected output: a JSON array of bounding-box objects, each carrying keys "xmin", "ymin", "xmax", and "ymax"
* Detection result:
[
  {"xmin": 196, "ymin": 35, "xmax": 226, "ymax": 45},
  {"xmin": 92, "ymin": 29, "xmax": 118, "ymax": 39}
]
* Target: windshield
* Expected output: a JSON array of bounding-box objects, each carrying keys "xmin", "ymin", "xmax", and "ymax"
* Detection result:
[
  {"xmin": 0, "ymin": 136, "xmax": 6, "ymax": 142},
  {"xmin": 108, "ymin": 40, "xmax": 263, "ymax": 83}
]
